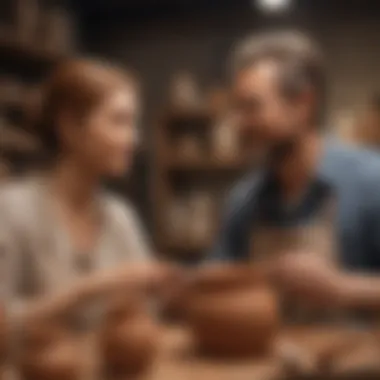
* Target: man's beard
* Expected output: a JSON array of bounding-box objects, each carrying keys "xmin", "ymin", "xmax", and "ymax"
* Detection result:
[
  {"xmin": 258, "ymin": 134, "xmax": 300, "ymax": 169},
  {"xmin": 240, "ymin": 126, "xmax": 301, "ymax": 167},
  {"xmin": 268, "ymin": 138, "xmax": 298, "ymax": 163}
]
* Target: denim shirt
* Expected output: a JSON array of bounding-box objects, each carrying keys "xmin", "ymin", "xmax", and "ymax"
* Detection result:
[{"xmin": 211, "ymin": 140, "xmax": 380, "ymax": 272}]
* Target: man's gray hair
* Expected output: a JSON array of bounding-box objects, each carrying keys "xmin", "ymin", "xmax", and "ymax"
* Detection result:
[{"xmin": 230, "ymin": 30, "xmax": 326, "ymax": 123}]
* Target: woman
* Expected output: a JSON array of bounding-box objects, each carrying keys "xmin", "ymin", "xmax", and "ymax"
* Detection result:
[{"xmin": 0, "ymin": 60, "xmax": 169, "ymax": 338}]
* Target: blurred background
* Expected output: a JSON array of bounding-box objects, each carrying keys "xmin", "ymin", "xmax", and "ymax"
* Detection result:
[{"xmin": 1, "ymin": 0, "xmax": 380, "ymax": 263}]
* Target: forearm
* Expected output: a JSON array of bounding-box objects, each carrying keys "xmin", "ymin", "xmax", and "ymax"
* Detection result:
[
  {"xmin": 338, "ymin": 274, "xmax": 380, "ymax": 311},
  {"xmin": 9, "ymin": 274, "xmax": 107, "ymax": 328},
  {"xmin": 9, "ymin": 263, "xmax": 164, "ymax": 326}
]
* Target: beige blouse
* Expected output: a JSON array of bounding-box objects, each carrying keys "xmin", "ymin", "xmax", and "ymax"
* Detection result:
[{"xmin": 0, "ymin": 176, "xmax": 150, "ymax": 334}]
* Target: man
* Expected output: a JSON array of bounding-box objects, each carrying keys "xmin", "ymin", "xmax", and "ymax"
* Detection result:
[{"xmin": 211, "ymin": 30, "xmax": 380, "ymax": 311}]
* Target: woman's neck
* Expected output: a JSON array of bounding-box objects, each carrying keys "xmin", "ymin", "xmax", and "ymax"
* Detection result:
[{"xmin": 49, "ymin": 158, "xmax": 100, "ymax": 211}]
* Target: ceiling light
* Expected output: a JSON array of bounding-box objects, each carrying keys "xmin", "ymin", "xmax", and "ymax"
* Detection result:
[{"xmin": 255, "ymin": 0, "xmax": 293, "ymax": 13}]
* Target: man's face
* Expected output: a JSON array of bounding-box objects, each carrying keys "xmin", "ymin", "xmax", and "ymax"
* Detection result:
[{"xmin": 232, "ymin": 60, "xmax": 308, "ymax": 159}]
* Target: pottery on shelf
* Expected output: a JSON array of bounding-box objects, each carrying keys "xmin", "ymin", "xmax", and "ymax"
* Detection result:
[
  {"xmin": 177, "ymin": 135, "xmax": 203, "ymax": 160},
  {"xmin": 166, "ymin": 199, "xmax": 190, "ymax": 243},
  {"xmin": 15, "ymin": 0, "xmax": 40, "ymax": 44},
  {"xmin": 42, "ymin": 7, "xmax": 75, "ymax": 53},
  {"xmin": 184, "ymin": 264, "xmax": 279, "ymax": 358},
  {"xmin": 100, "ymin": 295, "xmax": 161, "ymax": 377},
  {"xmin": 169, "ymin": 72, "xmax": 201, "ymax": 110},
  {"xmin": 188, "ymin": 192, "xmax": 215, "ymax": 245},
  {"xmin": 207, "ymin": 87, "xmax": 229, "ymax": 117},
  {"xmin": 19, "ymin": 322, "xmax": 82, "ymax": 380},
  {"xmin": 212, "ymin": 114, "xmax": 239, "ymax": 162}
]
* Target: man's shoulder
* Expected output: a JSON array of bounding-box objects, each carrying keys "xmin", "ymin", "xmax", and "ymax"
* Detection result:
[
  {"xmin": 329, "ymin": 143, "xmax": 380, "ymax": 213},
  {"xmin": 327, "ymin": 142, "xmax": 380, "ymax": 184}
]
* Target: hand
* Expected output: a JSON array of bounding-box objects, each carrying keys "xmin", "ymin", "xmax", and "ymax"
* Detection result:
[
  {"xmin": 114, "ymin": 262, "xmax": 180, "ymax": 290},
  {"xmin": 265, "ymin": 253, "xmax": 345, "ymax": 308},
  {"xmin": 87, "ymin": 262, "xmax": 178, "ymax": 298}
]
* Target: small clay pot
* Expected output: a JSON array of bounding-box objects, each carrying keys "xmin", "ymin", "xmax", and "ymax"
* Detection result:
[
  {"xmin": 19, "ymin": 322, "xmax": 81, "ymax": 380},
  {"xmin": 100, "ymin": 296, "xmax": 160, "ymax": 377},
  {"xmin": 184, "ymin": 265, "xmax": 279, "ymax": 358}
]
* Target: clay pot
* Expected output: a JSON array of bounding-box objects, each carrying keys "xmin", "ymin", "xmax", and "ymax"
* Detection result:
[
  {"xmin": 100, "ymin": 295, "xmax": 160, "ymax": 377},
  {"xmin": 184, "ymin": 265, "xmax": 279, "ymax": 358},
  {"xmin": 19, "ymin": 322, "xmax": 81, "ymax": 380}
]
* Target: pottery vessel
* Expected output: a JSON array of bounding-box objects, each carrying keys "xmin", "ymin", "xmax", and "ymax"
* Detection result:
[
  {"xmin": 100, "ymin": 295, "xmax": 160, "ymax": 376},
  {"xmin": 185, "ymin": 265, "xmax": 279, "ymax": 358},
  {"xmin": 19, "ymin": 322, "xmax": 81, "ymax": 380}
]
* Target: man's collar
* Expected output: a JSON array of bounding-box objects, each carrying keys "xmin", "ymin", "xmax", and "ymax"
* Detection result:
[{"xmin": 257, "ymin": 137, "xmax": 343, "ymax": 193}]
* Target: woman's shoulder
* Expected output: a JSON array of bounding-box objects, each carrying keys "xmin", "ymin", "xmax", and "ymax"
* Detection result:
[
  {"xmin": 101, "ymin": 193, "xmax": 151, "ymax": 259},
  {"xmin": 102, "ymin": 192, "xmax": 142, "ymax": 227}
]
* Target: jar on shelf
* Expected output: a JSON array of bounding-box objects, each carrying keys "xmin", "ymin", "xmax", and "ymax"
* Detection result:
[
  {"xmin": 207, "ymin": 87, "xmax": 229, "ymax": 117},
  {"xmin": 14, "ymin": 0, "xmax": 40, "ymax": 45},
  {"xmin": 177, "ymin": 135, "xmax": 203, "ymax": 161},
  {"xmin": 166, "ymin": 199, "xmax": 190, "ymax": 244},
  {"xmin": 42, "ymin": 7, "xmax": 75, "ymax": 53},
  {"xmin": 169, "ymin": 72, "xmax": 201, "ymax": 110},
  {"xmin": 212, "ymin": 114, "xmax": 239, "ymax": 162},
  {"xmin": 188, "ymin": 192, "xmax": 215, "ymax": 246}
]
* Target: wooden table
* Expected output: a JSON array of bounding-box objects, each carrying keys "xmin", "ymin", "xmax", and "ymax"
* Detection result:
[
  {"xmin": 5, "ymin": 325, "xmax": 380, "ymax": 380},
  {"xmin": 145, "ymin": 325, "xmax": 380, "ymax": 380},
  {"xmin": 144, "ymin": 327, "xmax": 281, "ymax": 380}
]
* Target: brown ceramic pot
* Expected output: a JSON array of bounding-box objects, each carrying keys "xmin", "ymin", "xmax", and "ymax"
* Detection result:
[
  {"xmin": 100, "ymin": 295, "xmax": 160, "ymax": 377},
  {"xmin": 19, "ymin": 322, "xmax": 81, "ymax": 380},
  {"xmin": 185, "ymin": 264, "xmax": 279, "ymax": 358}
]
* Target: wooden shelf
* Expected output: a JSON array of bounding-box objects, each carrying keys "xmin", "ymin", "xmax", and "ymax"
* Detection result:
[
  {"xmin": 0, "ymin": 128, "xmax": 40, "ymax": 154},
  {"xmin": 165, "ymin": 154, "xmax": 248, "ymax": 172},
  {"xmin": 153, "ymin": 105, "xmax": 245, "ymax": 263},
  {"xmin": 163, "ymin": 107, "xmax": 213, "ymax": 125},
  {"xmin": 0, "ymin": 34, "xmax": 69, "ymax": 68}
]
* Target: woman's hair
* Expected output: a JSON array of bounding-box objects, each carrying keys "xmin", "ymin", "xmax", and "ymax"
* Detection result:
[{"xmin": 29, "ymin": 59, "xmax": 138, "ymax": 157}]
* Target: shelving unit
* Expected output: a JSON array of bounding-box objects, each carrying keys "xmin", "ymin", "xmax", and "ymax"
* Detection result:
[
  {"xmin": 0, "ymin": 0, "xmax": 75, "ymax": 179},
  {"xmin": 0, "ymin": 34, "xmax": 66, "ymax": 68},
  {"xmin": 153, "ymin": 106, "xmax": 249, "ymax": 263}
]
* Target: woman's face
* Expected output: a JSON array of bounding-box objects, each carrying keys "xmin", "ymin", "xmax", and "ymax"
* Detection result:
[{"xmin": 68, "ymin": 86, "xmax": 139, "ymax": 177}]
